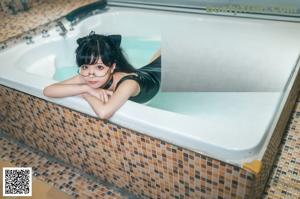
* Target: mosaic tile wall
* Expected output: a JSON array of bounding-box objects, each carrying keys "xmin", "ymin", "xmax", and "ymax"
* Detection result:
[
  {"xmin": 0, "ymin": 0, "xmax": 43, "ymax": 15},
  {"xmin": 0, "ymin": 85, "xmax": 257, "ymax": 199},
  {"xmin": 0, "ymin": 0, "xmax": 97, "ymax": 44},
  {"xmin": 263, "ymin": 101, "xmax": 300, "ymax": 199}
]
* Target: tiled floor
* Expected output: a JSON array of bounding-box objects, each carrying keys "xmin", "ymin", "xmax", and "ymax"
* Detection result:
[{"xmin": 0, "ymin": 133, "xmax": 138, "ymax": 199}]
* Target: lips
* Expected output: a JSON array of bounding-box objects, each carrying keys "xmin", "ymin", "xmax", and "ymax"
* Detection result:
[{"xmin": 88, "ymin": 81, "xmax": 98, "ymax": 84}]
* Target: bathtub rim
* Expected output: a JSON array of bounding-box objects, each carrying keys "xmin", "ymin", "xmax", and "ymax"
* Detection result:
[
  {"xmin": 255, "ymin": 54, "xmax": 300, "ymax": 160},
  {"xmin": 107, "ymin": 1, "xmax": 300, "ymax": 23},
  {"xmin": 0, "ymin": 80, "xmax": 284, "ymax": 166}
]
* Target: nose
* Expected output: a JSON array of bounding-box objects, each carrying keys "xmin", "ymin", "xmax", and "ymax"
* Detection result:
[{"xmin": 88, "ymin": 66, "xmax": 95, "ymax": 76}]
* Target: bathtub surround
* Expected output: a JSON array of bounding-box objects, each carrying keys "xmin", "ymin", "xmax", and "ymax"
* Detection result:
[
  {"xmin": 0, "ymin": 84, "xmax": 300, "ymax": 199},
  {"xmin": 0, "ymin": 85, "xmax": 255, "ymax": 199},
  {"xmin": 263, "ymin": 104, "xmax": 300, "ymax": 198},
  {"xmin": 65, "ymin": 0, "xmax": 107, "ymax": 22},
  {"xmin": 1, "ymin": 79, "xmax": 300, "ymax": 198}
]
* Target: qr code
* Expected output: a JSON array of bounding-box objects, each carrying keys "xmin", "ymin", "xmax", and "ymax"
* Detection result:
[{"xmin": 3, "ymin": 167, "xmax": 32, "ymax": 196}]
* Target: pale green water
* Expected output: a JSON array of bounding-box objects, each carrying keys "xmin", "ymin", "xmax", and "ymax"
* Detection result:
[
  {"xmin": 53, "ymin": 37, "xmax": 160, "ymax": 81},
  {"xmin": 53, "ymin": 66, "xmax": 79, "ymax": 82}
]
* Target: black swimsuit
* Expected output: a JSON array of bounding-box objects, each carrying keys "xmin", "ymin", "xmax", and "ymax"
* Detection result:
[{"xmin": 115, "ymin": 56, "xmax": 161, "ymax": 103}]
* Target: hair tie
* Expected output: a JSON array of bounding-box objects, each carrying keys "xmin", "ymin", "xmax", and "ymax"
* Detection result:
[
  {"xmin": 76, "ymin": 31, "xmax": 97, "ymax": 45},
  {"xmin": 76, "ymin": 31, "xmax": 122, "ymax": 48}
]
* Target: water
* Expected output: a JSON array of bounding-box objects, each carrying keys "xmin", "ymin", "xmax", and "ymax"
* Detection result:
[
  {"xmin": 53, "ymin": 66, "xmax": 79, "ymax": 81},
  {"xmin": 53, "ymin": 37, "xmax": 160, "ymax": 81},
  {"xmin": 121, "ymin": 37, "xmax": 160, "ymax": 68}
]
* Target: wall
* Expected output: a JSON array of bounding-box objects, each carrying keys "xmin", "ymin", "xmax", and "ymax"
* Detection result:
[{"xmin": 0, "ymin": 0, "xmax": 43, "ymax": 15}]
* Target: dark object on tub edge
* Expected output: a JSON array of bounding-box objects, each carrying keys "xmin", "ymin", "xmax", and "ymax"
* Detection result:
[{"xmin": 65, "ymin": 0, "xmax": 107, "ymax": 22}]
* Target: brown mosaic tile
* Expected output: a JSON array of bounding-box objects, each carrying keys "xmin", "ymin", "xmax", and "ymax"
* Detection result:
[
  {"xmin": 0, "ymin": 0, "xmax": 98, "ymax": 44},
  {"xmin": 263, "ymin": 100, "xmax": 300, "ymax": 199},
  {"xmin": 0, "ymin": 0, "xmax": 43, "ymax": 15},
  {"xmin": 0, "ymin": 134, "xmax": 135, "ymax": 199}
]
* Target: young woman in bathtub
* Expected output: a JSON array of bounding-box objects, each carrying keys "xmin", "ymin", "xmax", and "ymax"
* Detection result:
[{"xmin": 43, "ymin": 31, "xmax": 161, "ymax": 119}]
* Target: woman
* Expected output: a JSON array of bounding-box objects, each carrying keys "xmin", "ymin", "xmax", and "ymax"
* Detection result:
[{"xmin": 43, "ymin": 31, "xmax": 161, "ymax": 119}]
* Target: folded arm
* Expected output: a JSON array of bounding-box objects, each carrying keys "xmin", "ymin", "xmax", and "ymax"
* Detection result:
[
  {"xmin": 43, "ymin": 75, "xmax": 140, "ymax": 120},
  {"xmin": 43, "ymin": 75, "xmax": 88, "ymax": 98},
  {"xmin": 81, "ymin": 79, "xmax": 140, "ymax": 120}
]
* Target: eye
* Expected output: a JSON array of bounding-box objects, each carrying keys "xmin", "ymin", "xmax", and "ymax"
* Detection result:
[
  {"xmin": 97, "ymin": 65, "xmax": 105, "ymax": 70},
  {"xmin": 81, "ymin": 65, "xmax": 88, "ymax": 70}
]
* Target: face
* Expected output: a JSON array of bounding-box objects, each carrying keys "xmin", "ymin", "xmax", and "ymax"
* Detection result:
[{"xmin": 79, "ymin": 59, "xmax": 115, "ymax": 88}]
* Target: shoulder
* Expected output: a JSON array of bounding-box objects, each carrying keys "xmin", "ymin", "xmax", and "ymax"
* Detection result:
[{"xmin": 114, "ymin": 74, "xmax": 140, "ymax": 97}]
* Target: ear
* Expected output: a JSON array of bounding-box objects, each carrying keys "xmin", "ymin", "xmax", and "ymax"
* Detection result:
[{"xmin": 111, "ymin": 63, "xmax": 116, "ymax": 73}]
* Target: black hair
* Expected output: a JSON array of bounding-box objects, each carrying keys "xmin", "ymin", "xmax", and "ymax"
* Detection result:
[{"xmin": 75, "ymin": 32, "xmax": 136, "ymax": 73}]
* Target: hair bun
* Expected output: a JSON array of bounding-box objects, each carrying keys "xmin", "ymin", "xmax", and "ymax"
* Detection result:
[
  {"xmin": 108, "ymin": 35, "xmax": 121, "ymax": 47},
  {"xmin": 76, "ymin": 31, "xmax": 97, "ymax": 45},
  {"xmin": 76, "ymin": 32, "xmax": 122, "ymax": 48}
]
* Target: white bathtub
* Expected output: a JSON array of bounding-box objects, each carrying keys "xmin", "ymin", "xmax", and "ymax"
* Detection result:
[{"xmin": 0, "ymin": 6, "xmax": 300, "ymax": 167}]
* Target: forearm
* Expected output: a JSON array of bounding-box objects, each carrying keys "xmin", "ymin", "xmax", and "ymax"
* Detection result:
[
  {"xmin": 81, "ymin": 93, "xmax": 109, "ymax": 119},
  {"xmin": 43, "ymin": 83, "xmax": 89, "ymax": 98}
]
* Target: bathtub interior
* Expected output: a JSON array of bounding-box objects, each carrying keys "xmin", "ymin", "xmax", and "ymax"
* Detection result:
[
  {"xmin": 76, "ymin": 8, "xmax": 300, "ymax": 92},
  {"xmin": 15, "ymin": 36, "xmax": 161, "ymax": 82},
  {"xmin": 14, "ymin": 8, "xmax": 300, "ymax": 93},
  {"xmin": 1, "ymin": 6, "xmax": 300, "ymax": 165},
  {"xmin": 13, "ymin": 8, "xmax": 297, "ymax": 110},
  {"xmin": 14, "ymin": 34, "xmax": 284, "ymax": 119}
]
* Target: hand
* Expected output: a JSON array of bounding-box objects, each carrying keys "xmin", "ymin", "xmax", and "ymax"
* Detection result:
[{"xmin": 86, "ymin": 87, "xmax": 114, "ymax": 103}]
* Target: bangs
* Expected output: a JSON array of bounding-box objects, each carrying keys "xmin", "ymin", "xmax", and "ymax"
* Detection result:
[
  {"xmin": 76, "ymin": 42, "xmax": 100, "ymax": 66},
  {"xmin": 76, "ymin": 38, "xmax": 115, "ymax": 67}
]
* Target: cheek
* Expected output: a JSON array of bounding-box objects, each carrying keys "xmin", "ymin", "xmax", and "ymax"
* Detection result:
[
  {"xmin": 90, "ymin": 82, "xmax": 103, "ymax": 88},
  {"xmin": 84, "ymin": 78, "xmax": 106, "ymax": 88}
]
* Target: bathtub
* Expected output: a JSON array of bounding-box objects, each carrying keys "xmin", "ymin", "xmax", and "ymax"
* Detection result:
[{"xmin": 0, "ymin": 5, "xmax": 300, "ymax": 169}]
